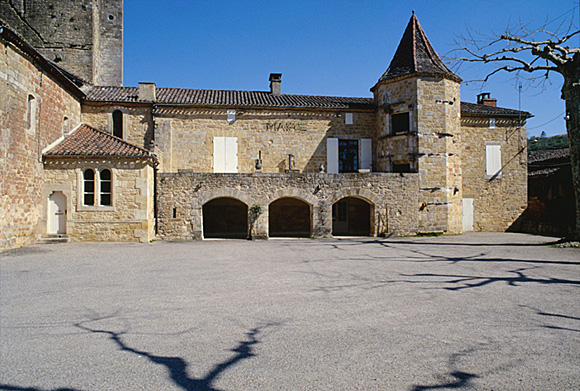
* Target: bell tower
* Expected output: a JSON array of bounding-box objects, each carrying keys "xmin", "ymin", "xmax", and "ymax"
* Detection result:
[{"xmin": 371, "ymin": 13, "xmax": 463, "ymax": 233}]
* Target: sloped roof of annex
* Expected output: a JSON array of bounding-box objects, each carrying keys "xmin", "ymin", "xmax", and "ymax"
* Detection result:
[{"xmin": 43, "ymin": 124, "xmax": 155, "ymax": 161}]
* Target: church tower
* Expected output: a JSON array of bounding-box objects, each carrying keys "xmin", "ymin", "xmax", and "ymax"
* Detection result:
[
  {"xmin": 372, "ymin": 13, "xmax": 463, "ymax": 233},
  {"xmin": 0, "ymin": 0, "xmax": 123, "ymax": 86}
]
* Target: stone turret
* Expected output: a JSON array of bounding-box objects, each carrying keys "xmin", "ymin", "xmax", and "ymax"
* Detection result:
[{"xmin": 372, "ymin": 13, "xmax": 463, "ymax": 234}]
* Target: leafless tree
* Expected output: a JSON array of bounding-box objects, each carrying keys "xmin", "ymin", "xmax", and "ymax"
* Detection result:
[{"xmin": 454, "ymin": 17, "xmax": 580, "ymax": 239}]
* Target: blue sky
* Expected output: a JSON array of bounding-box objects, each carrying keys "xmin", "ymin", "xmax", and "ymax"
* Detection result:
[{"xmin": 124, "ymin": 1, "xmax": 580, "ymax": 137}]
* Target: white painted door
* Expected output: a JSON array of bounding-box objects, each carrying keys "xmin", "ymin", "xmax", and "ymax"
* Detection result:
[
  {"xmin": 326, "ymin": 138, "xmax": 339, "ymax": 174},
  {"xmin": 214, "ymin": 137, "xmax": 238, "ymax": 173},
  {"xmin": 360, "ymin": 138, "xmax": 372, "ymax": 171},
  {"xmin": 462, "ymin": 198, "xmax": 474, "ymax": 232},
  {"xmin": 48, "ymin": 192, "xmax": 66, "ymax": 234}
]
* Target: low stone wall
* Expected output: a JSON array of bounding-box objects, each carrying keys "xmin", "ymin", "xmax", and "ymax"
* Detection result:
[{"xmin": 157, "ymin": 172, "xmax": 420, "ymax": 240}]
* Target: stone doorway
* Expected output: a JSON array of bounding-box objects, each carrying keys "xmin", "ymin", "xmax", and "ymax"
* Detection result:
[
  {"xmin": 203, "ymin": 198, "xmax": 248, "ymax": 239},
  {"xmin": 48, "ymin": 192, "xmax": 67, "ymax": 235},
  {"xmin": 332, "ymin": 197, "xmax": 371, "ymax": 236},
  {"xmin": 269, "ymin": 198, "xmax": 311, "ymax": 237}
]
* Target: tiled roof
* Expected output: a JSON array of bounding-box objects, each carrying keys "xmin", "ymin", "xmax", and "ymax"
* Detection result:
[
  {"xmin": 461, "ymin": 102, "xmax": 532, "ymax": 118},
  {"xmin": 528, "ymin": 147, "xmax": 570, "ymax": 164},
  {"xmin": 375, "ymin": 14, "xmax": 461, "ymax": 86},
  {"xmin": 85, "ymin": 86, "xmax": 376, "ymax": 110},
  {"xmin": 44, "ymin": 124, "xmax": 155, "ymax": 159}
]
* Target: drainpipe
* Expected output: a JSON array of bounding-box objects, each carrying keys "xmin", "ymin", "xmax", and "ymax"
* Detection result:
[{"xmin": 152, "ymin": 103, "xmax": 158, "ymax": 235}]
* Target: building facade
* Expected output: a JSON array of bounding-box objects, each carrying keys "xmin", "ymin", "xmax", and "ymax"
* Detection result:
[{"xmin": 0, "ymin": 7, "xmax": 530, "ymax": 250}]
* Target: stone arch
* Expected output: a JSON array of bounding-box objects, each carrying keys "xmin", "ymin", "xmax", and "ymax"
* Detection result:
[
  {"xmin": 270, "ymin": 188, "xmax": 318, "ymax": 206},
  {"xmin": 202, "ymin": 197, "xmax": 248, "ymax": 239},
  {"xmin": 330, "ymin": 188, "xmax": 378, "ymax": 237},
  {"xmin": 269, "ymin": 197, "xmax": 312, "ymax": 238}
]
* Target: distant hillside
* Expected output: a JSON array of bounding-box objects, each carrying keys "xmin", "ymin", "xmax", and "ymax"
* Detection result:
[{"xmin": 528, "ymin": 134, "xmax": 569, "ymax": 152}]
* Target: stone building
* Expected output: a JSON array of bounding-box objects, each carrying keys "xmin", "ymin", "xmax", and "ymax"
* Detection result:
[{"xmin": 0, "ymin": 7, "xmax": 531, "ymax": 250}]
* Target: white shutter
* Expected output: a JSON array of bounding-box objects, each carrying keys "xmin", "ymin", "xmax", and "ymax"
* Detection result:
[
  {"xmin": 327, "ymin": 138, "xmax": 339, "ymax": 174},
  {"xmin": 462, "ymin": 198, "xmax": 474, "ymax": 232},
  {"xmin": 486, "ymin": 144, "xmax": 501, "ymax": 177},
  {"xmin": 360, "ymin": 138, "xmax": 372, "ymax": 171},
  {"xmin": 224, "ymin": 137, "xmax": 238, "ymax": 173},
  {"xmin": 345, "ymin": 113, "xmax": 353, "ymax": 125},
  {"xmin": 213, "ymin": 137, "xmax": 225, "ymax": 173}
]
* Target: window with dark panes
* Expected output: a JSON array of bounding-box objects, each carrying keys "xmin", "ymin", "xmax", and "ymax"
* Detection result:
[
  {"xmin": 100, "ymin": 169, "xmax": 112, "ymax": 206},
  {"xmin": 391, "ymin": 112, "xmax": 410, "ymax": 135},
  {"xmin": 339, "ymin": 140, "xmax": 358, "ymax": 173},
  {"xmin": 83, "ymin": 169, "xmax": 95, "ymax": 206}
]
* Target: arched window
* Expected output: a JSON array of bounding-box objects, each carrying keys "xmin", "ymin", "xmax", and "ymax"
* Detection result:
[
  {"xmin": 63, "ymin": 116, "xmax": 70, "ymax": 135},
  {"xmin": 83, "ymin": 169, "xmax": 95, "ymax": 206},
  {"xmin": 27, "ymin": 94, "xmax": 36, "ymax": 132},
  {"xmin": 100, "ymin": 169, "xmax": 112, "ymax": 206},
  {"xmin": 112, "ymin": 110, "xmax": 123, "ymax": 138}
]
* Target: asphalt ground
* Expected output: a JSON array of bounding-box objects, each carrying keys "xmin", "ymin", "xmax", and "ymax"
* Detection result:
[{"xmin": 1, "ymin": 233, "xmax": 579, "ymax": 390}]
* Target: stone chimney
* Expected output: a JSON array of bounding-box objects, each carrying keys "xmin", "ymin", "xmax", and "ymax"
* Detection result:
[
  {"xmin": 138, "ymin": 82, "xmax": 156, "ymax": 102},
  {"xmin": 269, "ymin": 73, "xmax": 282, "ymax": 95},
  {"xmin": 477, "ymin": 92, "xmax": 497, "ymax": 107}
]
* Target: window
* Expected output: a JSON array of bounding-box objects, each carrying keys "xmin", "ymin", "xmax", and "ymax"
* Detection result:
[
  {"xmin": 393, "ymin": 163, "xmax": 411, "ymax": 173},
  {"xmin": 485, "ymin": 143, "xmax": 502, "ymax": 178},
  {"xmin": 391, "ymin": 112, "xmax": 410, "ymax": 135},
  {"xmin": 112, "ymin": 110, "xmax": 123, "ymax": 138},
  {"xmin": 213, "ymin": 137, "xmax": 238, "ymax": 173},
  {"xmin": 339, "ymin": 139, "xmax": 358, "ymax": 173},
  {"xmin": 83, "ymin": 169, "xmax": 95, "ymax": 206},
  {"xmin": 63, "ymin": 116, "xmax": 70, "ymax": 135},
  {"xmin": 83, "ymin": 168, "xmax": 113, "ymax": 207},
  {"xmin": 345, "ymin": 113, "xmax": 353, "ymax": 125},
  {"xmin": 27, "ymin": 94, "xmax": 36, "ymax": 133},
  {"xmin": 100, "ymin": 169, "xmax": 112, "ymax": 206}
]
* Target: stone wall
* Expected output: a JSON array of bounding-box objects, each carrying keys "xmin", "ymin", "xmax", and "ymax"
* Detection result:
[
  {"xmin": 0, "ymin": 36, "xmax": 82, "ymax": 250},
  {"xmin": 43, "ymin": 158, "xmax": 155, "ymax": 242},
  {"xmin": 82, "ymin": 103, "xmax": 153, "ymax": 149},
  {"xmin": 461, "ymin": 116, "xmax": 527, "ymax": 231},
  {"xmin": 153, "ymin": 107, "xmax": 376, "ymax": 173},
  {"xmin": 373, "ymin": 76, "xmax": 462, "ymax": 234},
  {"xmin": 157, "ymin": 172, "xmax": 419, "ymax": 240},
  {"xmin": 0, "ymin": 0, "xmax": 123, "ymax": 85}
]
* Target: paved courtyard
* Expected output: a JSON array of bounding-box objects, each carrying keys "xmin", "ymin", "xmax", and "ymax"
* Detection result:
[{"xmin": 1, "ymin": 233, "xmax": 579, "ymax": 390}]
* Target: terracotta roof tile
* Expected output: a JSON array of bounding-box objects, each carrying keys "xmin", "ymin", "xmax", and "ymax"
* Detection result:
[
  {"xmin": 460, "ymin": 102, "xmax": 532, "ymax": 117},
  {"xmin": 85, "ymin": 86, "xmax": 376, "ymax": 110},
  {"xmin": 375, "ymin": 14, "xmax": 461, "ymax": 85},
  {"xmin": 44, "ymin": 124, "xmax": 154, "ymax": 159}
]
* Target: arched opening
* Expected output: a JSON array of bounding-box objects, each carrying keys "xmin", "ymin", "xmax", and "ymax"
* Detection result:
[
  {"xmin": 112, "ymin": 110, "xmax": 123, "ymax": 138},
  {"xmin": 203, "ymin": 198, "xmax": 248, "ymax": 239},
  {"xmin": 269, "ymin": 197, "xmax": 311, "ymax": 237},
  {"xmin": 332, "ymin": 197, "xmax": 372, "ymax": 236},
  {"xmin": 48, "ymin": 192, "xmax": 66, "ymax": 235}
]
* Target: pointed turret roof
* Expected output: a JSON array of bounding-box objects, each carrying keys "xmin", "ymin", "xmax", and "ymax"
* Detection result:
[{"xmin": 373, "ymin": 13, "xmax": 461, "ymax": 89}]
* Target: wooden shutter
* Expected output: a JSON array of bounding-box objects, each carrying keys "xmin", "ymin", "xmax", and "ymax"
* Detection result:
[
  {"xmin": 360, "ymin": 138, "xmax": 372, "ymax": 171},
  {"xmin": 327, "ymin": 138, "xmax": 339, "ymax": 174},
  {"xmin": 486, "ymin": 143, "xmax": 501, "ymax": 176}
]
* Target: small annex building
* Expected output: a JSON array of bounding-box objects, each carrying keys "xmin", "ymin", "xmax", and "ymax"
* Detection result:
[{"xmin": 0, "ymin": 4, "xmax": 532, "ymax": 250}]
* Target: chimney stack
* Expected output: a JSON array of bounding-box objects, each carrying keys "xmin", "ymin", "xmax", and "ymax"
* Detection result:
[
  {"xmin": 477, "ymin": 92, "xmax": 497, "ymax": 107},
  {"xmin": 138, "ymin": 82, "xmax": 156, "ymax": 102},
  {"xmin": 269, "ymin": 73, "xmax": 282, "ymax": 96}
]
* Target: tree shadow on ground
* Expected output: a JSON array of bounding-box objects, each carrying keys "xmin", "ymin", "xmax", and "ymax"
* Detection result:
[
  {"xmin": 73, "ymin": 315, "xmax": 277, "ymax": 391},
  {"xmin": 1, "ymin": 315, "xmax": 278, "ymax": 391},
  {"xmin": 401, "ymin": 267, "xmax": 580, "ymax": 291},
  {"xmin": 409, "ymin": 349, "xmax": 479, "ymax": 390}
]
